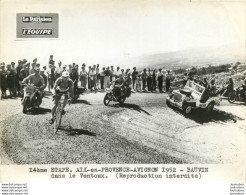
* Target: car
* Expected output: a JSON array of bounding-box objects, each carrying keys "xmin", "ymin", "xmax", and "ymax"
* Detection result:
[{"xmin": 166, "ymin": 80, "xmax": 221, "ymax": 114}]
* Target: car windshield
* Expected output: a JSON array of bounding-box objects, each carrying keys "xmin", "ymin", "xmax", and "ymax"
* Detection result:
[{"xmin": 184, "ymin": 80, "xmax": 205, "ymax": 95}]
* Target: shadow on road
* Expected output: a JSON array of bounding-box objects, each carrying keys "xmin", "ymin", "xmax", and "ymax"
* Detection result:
[
  {"xmin": 114, "ymin": 103, "xmax": 151, "ymax": 116},
  {"xmin": 73, "ymin": 99, "xmax": 92, "ymax": 105},
  {"xmin": 58, "ymin": 127, "xmax": 96, "ymax": 136},
  {"xmin": 25, "ymin": 107, "xmax": 51, "ymax": 115},
  {"xmin": 171, "ymin": 107, "xmax": 243, "ymax": 124}
]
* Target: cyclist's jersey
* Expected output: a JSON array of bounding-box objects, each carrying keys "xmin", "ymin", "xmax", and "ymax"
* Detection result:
[{"xmin": 54, "ymin": 77, "xmax": 74, "ymax": 92}]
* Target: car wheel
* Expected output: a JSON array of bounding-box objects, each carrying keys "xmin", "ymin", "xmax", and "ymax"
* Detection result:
[
  {"xmin": 206, "ymin": 102, "xmax": 215, "ymax": 112},
  {"xmin": 183, "ymin": 105, "xmax": 192, "ymax": 114},
  {"xmin": 166, "ymin": 99, "xmax": 170, "ymax": 107}
]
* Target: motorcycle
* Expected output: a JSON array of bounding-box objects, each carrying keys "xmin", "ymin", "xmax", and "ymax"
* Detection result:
[
  {"xmin": 22, "ymin": 84, "xmax": 42, "ymax": 113},
  {"xmin": 228, "ymin": 86, "xmax": 246, "ymax": 103},
  {"xmin": 103, "ymin": 84, "xmax": 131, "ymax": 106}
]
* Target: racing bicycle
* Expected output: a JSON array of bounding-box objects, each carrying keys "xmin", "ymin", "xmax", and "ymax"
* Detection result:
[{"xmin": 53, "ymin": 89, "xmax": 71, "ymax": 134}]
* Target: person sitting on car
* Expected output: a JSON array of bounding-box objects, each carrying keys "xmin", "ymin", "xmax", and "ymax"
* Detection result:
[{"xmin": 208, "ymin": 79, "xmax": 217, "ymax": 96}]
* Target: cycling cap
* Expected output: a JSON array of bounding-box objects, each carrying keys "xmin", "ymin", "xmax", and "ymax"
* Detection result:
[{"xmin": 62, "ymin": 71, "xmax": 69, "ymax": 77}]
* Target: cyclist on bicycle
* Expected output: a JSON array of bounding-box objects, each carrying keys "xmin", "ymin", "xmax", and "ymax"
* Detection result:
[{"xmin": 49, "ymin": 71, "xmax": 74, "ymax": 124}]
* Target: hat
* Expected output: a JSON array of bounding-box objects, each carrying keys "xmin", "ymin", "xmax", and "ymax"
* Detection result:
[
  {"xmin": 62, "ymin": 71, "xmax": 69, "ymax": 77},
  {"xmin": 18, "ymin": 60, "xmax": 22, "ymax": 63},
  {"xmin": 23, "ymin": 59, "xmax": 27, "ymax": 62}
]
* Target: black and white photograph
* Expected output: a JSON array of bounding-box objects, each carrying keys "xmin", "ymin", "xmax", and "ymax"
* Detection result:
[{"xmin": 0, "ymin": 0, "xmax": 245, "ymax": 174}]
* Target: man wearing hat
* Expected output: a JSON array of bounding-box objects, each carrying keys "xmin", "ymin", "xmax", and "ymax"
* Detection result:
[
  {"xmin": 100, "ymin": 67, "xmax": 105, "ymax": 90},
  {"xmin": 104, "ymin": 66, "xmax": 111, "ymax": 89},
  {"xmin": 157, "ymin": 69, "xmax": 163, "ymax": 93},
  {"xmin": 29, "ymin": 63, "xmax": 36, "ymax": 75},
  {"xmin": 22, "ymin": 66, "xmax": 46, "ymax": 104},
  {"xmin": 70, "ymin": 67, "xmax": 79, "ymax": 95},
  {"xmin": 110, "ymin": 66, "xmax": 115, "ymax": 82},
  {"xmin": 116, "ymin": 66, "xmax": 121, "ymax": 78},
  {"xmin": 141, "ymin": 68, "xmax": 147, "ymax": 91},
  {"xmin": 96, "ymin": 64, "xmax": 100, "ymax": 90},
  {"xmin": 11, "ymin": 62, "xmax": 18, "ymax": 96},
  {"xmin": 0, "ymin": 64, "xmax": 8, "ymax": 98},
  {"xmin": 47, "ymin": 64, "xmax": 55, "ymax": 92},
  {"xmin": 62, "ymin": 65, "xmax": 67, "ymax": 72},
  {"xmin": 22, "ymin": 59, "xmax": 27, "ymax": 65},
  {"xmin": 20, "ymin": 64, "xmax": 29, "ymax": 91},
  {"xmin": 55, "ymin": 61, "xmax": 63, "ymax": 78},
  {"xmin": 16, "ymin": 60, "xmax": 24, "ymax": 96},
  {"xmin": 131, "ymin": 67, "xmax": 138, "ymax": 91},
  {"xmin": 80, "ymin": 64, "xmax": 87, "ymax": 89},
  {"xmin": 6, "ymin": 64, "xmax": 15, "ymax": 97},
  {"xmin": 49, "ymin": 55, "xmax": 54, "ymax": 66},
  {"xmin": 87, "ymin": 66, "xmax": 91, "ymax": 90}
]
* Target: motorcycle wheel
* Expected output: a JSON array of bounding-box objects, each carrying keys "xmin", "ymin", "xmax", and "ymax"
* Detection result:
[
  {"xmin": 22, "ymin": 97, "xmax": 30, "ymax": 114},
  {"xmin": 228, "ymin": 92, "xmax": 236, "ymax": 103},
  {"xmin": 103, "ymin": 94, "xmax": 111, "ymax": 106},
  {"xmin": 119, "ymin": 95, "xmax": 126, "ymax": 105}
]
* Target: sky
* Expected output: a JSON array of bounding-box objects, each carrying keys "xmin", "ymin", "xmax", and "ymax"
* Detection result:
[{"xmin": 0, "ymin": 0, "xmax": 245, "ymax": 68}]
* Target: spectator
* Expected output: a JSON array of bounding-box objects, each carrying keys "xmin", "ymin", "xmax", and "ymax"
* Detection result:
[
  {"xmin": 80, "ymin": 64, "xmax": 87, "ymax": 89},
  {"xmin": 165, "ymin": 70, "xmax": 171, "ymax": 92},
  {"xmin": 141, "ymin": 69, "xmax": 147, "ymax": 91},
  {"xmin": 157, "ymin": 69, "xmax": 163, "ymax": 93},
  {"xmin": 104, "ymin": 66, "xmax": 111, "ymax": 89},
  {"xmin": 0, "ymin": 64, "xmax": 7, "ymax": 98},
  {"xmin": 6, "ymin": 64, "xmax": 15, "ymax": 97},
  {"xmin": 110, "ymin": 66, "xmax": 115, "ymax": 82},
  {"xmin": 147, "ymin": 68, "xmax": 152, "ymax": 91},
  {"xmin": 152, "ymin": 69, "xmax": 156, "ymax": 92},
  {"xmin": 132, "ymin": 67, "xmax": 138, "ymax": 91},
  {"xmin": 100, "ymin": 67, "xmax": 105, "ymax": 90}
]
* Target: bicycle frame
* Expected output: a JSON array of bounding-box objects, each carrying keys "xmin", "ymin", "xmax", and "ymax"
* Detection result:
[{"xmin": 53, "ymin": 93, "xmax": 69, "ymax": 134}]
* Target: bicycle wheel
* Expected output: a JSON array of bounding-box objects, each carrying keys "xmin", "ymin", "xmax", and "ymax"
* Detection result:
[{"xmin": 54, "ymin": 105, "xmax": 63, "ymax": 134}]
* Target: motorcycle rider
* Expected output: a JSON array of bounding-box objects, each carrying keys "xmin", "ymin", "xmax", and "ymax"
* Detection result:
[
  {"xmin": 22, "ymin": 66, "xmax": 45, "ymax": 104},
  {"xmin": 241, "ymin": 79, "xmax": 246, "ymax": 101},
  {"xmin": 49, "ymin": 71, "xmax": 74, "ymax": 124}
]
